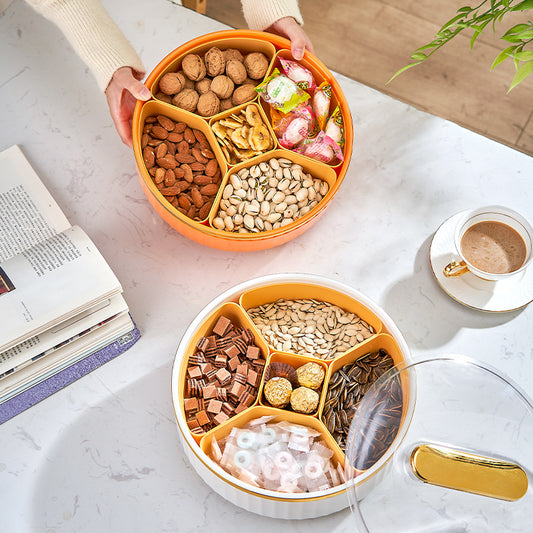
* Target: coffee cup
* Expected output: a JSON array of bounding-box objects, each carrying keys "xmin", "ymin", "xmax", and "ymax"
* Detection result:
[{"xmin": 443, "ymin": 206, "xmax": 533, "ymax": 281}]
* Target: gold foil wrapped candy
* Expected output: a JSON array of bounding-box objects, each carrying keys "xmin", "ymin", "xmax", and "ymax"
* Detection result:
[
  {"xmin": 296, "ymin": 362, "xmax": 325, "ymax": 390},
  {"xmin": 290, "ymin": 386, "xmax": 319, "ymax": 414},
  {"xmin": 264, "ymin": 377, "xmax": 292, "ymax": 408}
]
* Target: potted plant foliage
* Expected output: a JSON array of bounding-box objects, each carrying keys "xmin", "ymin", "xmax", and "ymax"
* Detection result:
[{"xmin": 391, "ymin": 0, "xmax": 533, "ymax": 91}]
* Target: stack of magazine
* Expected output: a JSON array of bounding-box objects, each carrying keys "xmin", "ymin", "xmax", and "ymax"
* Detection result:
[{"xmin": 0, "ymin": 145, "xmax": 140, "ymax": 423}]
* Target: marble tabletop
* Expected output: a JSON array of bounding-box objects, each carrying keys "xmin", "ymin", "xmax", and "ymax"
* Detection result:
[{"xmin": 1, "ymin": 1, "xmax": 532, "ymax": 531}]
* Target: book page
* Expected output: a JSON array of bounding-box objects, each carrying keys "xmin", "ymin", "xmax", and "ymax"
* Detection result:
[
  {"xmin": 0, "ymin": 294, "xmax": 128, "ymax": 376},
  {"xmin": 0, "ymin": 225, "xmax": 122, "ymax": 352},
  {"xmin": 0, "ymin": 145, "xmax": 70, "ymax": 262}
]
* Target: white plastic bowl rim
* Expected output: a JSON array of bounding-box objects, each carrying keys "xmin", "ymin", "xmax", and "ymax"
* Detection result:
[{"xmin": 170, "ymin": 272, "xmax": 412, "ymax": 501}]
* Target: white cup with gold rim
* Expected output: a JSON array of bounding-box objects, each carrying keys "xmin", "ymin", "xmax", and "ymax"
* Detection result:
[{"xmin": 443, "ymin": 205, "xmax": 533, "ymax": 281}]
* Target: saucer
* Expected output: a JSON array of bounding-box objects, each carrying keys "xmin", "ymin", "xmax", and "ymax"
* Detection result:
[{"xmin": 429, "ymin": 211, "xmax": 533, "ymax": 312}]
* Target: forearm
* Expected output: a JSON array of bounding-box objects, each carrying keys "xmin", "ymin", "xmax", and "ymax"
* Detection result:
[
  {"xmin": 25, "ymin": 0, "xmax": 145, "ymax": 91},
  {"xmin": 241, "ymin": 0, "xmax": 303, "ymax": 30}
]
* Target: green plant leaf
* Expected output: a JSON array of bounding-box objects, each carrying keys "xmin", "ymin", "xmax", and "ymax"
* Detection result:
[
  {"xmin": 410, "ymin": 52, "xmax": 427, "ymax": 61},
  {"xmin": 457, "ymin": 6, "xmax": 474, "ymax": 13},
  {"xmin": 513, "ymin": 50, "xmax": 533, "ymax": 60},
  {"xmin": 516, "ymin": 29, "xmax": 533, "ymax": 39},
  {"xmin": 491, "ymin": 45, "xmax": 518, "ymax": 68},
  {"xmin": 511, "ymin": 0, "xmax": 533, "ymax": 10},
  {"xmin": 388, "ymin": 62, "xmax": 423, "ymax": 84},
  {"xmin": 415, "ymin": 43, "xmax": 439, "ymax": 52},
  {"xmin": 503, "ymin": 23, "xmax": 531, "ymax": 36},
  {"xmin": 439, "ymin": 14, "xmax": 467, "ymax": 32},
  {"xmin": 508, "ymin": 59, "xmax": 533, "ymax": 91}
]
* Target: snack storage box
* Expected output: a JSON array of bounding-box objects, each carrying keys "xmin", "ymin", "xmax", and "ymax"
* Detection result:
[
  {"xmin": 133, "ymin": 30, "xmax": 353, "ymax": 251},
  {"xmin": 170, "ymin": 274, "xmax": 412, "ymax": 519}
]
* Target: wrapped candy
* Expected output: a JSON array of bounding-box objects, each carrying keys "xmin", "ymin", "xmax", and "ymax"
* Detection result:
[
  {"xmin": 211, "ymin": 418, "xmax": 343, "ymax": 493},
  {"xmin": 324, "ymin": 105, "xmax": 344, "ymax": 147},
  {"xmin": 290, "ymin": 387, "xmax": 319, "ymax": 414},
  {"xmin": 312, "ymin": 81, "xmax": 332, "ymax": 130},
  {"xmin": 279, "ymin": 57, "xmax": 317, "ymax": 90},
  {"xmin": 256, "ymin": 68, "xmax": 310, "ymax": 114},
  {"xmin": 264, "ymin": 377, "xmax": 292, "ymax": 408},
  {"xmin": 295, "ymin": 131, "xmax": 344, "ymax": 164},
  {"xmin": 296, "ymin": 362, "xmax": 325, "ymax": 390},
  {"xmin": 271, "ymin": 105, "xmax": 318, "ymax": 148}
]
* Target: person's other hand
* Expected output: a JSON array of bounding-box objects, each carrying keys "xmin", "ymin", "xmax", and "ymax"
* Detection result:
[
  {"xmin": 266, "ymin": 17, "xmax": 314, "ymax": 60},
  {"xmin": 105, "ymin": 66, "xmax": 151, "ymax": 147}
]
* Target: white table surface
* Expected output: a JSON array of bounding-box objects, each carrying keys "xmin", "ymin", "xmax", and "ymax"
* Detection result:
[{"xmin": 1, "ymin": 1, "xmax": 532, "ymax": 531}]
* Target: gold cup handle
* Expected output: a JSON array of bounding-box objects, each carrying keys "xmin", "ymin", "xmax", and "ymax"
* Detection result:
[{"xmin": 443, "ymin": 260, "xmax": 469, "ymax": 278}]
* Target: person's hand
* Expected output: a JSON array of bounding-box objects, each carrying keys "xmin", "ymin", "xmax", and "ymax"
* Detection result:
[
  {"xmin": 105, "ymin": 66, "xmax": 151, "ymax": 147},
  {"xmin": 265, "ymin": 17, "xmax": 314, "ymax": 60}
]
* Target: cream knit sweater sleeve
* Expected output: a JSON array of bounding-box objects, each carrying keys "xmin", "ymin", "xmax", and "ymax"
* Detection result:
[
  {"xmin": 240, "ymin": 0, "xmax": 303, "ymax": 31},
  {"xmin": 25, "ymin": 0, "xmax": 145, "ymax": 92}
]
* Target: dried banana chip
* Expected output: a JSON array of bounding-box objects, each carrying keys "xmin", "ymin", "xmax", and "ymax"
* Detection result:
[
  {"xmin": 231, "ymin": 126, "xmax": 250, "ymax": 149},
  {"xmin": 212, "ymin": 122, "xmax": 227, "ymax": 139},
  {"xmin": 220, "ymin": 117, "xmax": 242, "ymax": 129},
  {"xmin": 245, "ymin": 104, "xmax": 261, "ymax": 126},
  {"xmin": 249, "ymin": 124, "xmax": 272, "ymax": 151}
]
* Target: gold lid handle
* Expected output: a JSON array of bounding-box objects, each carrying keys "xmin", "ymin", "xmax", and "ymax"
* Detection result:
[{"xmin": 411, "ymin": 443, "xmax": 528, "ymax": 501}]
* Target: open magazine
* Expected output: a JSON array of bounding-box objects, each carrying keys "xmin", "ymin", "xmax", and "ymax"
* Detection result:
[{"xmin": 0, "ymin": 145, "xmax": 140, "ymax": 419}]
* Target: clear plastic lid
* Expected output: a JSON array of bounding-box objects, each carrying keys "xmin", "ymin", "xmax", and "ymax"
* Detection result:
[{"xmin": 344, "ymin": 356, "xmax": 533, "ymax": 532}]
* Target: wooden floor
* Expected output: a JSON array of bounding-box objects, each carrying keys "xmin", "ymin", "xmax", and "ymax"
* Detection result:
[{"xmin": 204, "ymin": 0, "xmax": 533, "ymax": 157}]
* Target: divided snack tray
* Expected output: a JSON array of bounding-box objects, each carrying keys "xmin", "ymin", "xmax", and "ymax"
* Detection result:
[
  {"xmin": 171, "ymin": 274, "xmax": 412, "ymax": 519},
  {"xmin": 133, "ymin": 30, "xmax": 353, "ymax": 251}
]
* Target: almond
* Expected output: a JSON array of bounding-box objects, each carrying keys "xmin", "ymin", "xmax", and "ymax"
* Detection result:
[
  {"xmin": 194, "ymin": 175, "xmax": 212, "ymax": 186},
  {"xmin": 192, "ymin": 147, "xmax": 209, "ymax": 164},
  {"xmin": 164, "ymin": 169, "xmax": 176, "ymax": 186},
  {"xmin": 160, "ymin": 186, "xmax": 182, "ymax": 196},
  {"xmin": 205, "ymin": 159, "xmax": 218, "ymax": 176},
  {"xmin": 200, "ymin": 184, "xmax": 219, "ymax": 196},
  {"xmin": 157, "ymin": 155, "xmax": 177, "ymax": 169},
  {"xmin": 168, "ymin": 132, "xmax": 183, "ymax": 142},
  {"xmin": 143, "ymin": 147, "xmax": 155, "ymax": 168},
  {"xmin": 201, "ymin": 147, "xmax": 215, "ymax": 159},
  {"xmin": 194, "ymin": 130, "xmax": 207, "ymax": 143},
  {"xmin": 191, "ymin": 188, "xmax": 203, "ymax": 208},
  {"xmin": 178, "ymin": 195, "xmax": 192, "ymax": 210},
  {"xmin": 157, "ymin": 114, "xmax": 176, "ymax": 131},
  {"xmin": 175, "ymin": 153, "xmax": 196, "ymax": 164},
  {"xmin": 190, "ymin": 162, "xmax": 205, "ymax": 172},
  {"xmin": 154, "ymin": 167, "xmax": 166, "ymax": 184},
  {"xmin": 198, "ymin": 201, "xmax": 211, "ymax": 220},
  {"xmin": 151, "ymin": 125, "xmax": 169, "ymax": 140},
  {"xmin": 177, "ymin": 140, "xmax": 190, "ymax": 154},
  {"xmin": 182, "ymin": 164, "xmax": 194, "ymax": 183},
  {"xmin": 184, "ymin": 127, "xmax": 196, "ymax": 144},
  {"xmin": 155, "ymin": 143, "xmax": 168, "ymax": 159}
]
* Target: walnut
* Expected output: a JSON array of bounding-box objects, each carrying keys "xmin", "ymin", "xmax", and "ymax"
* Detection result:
[
  {"xmin": 232, "ymin": 84, "xmax": 256, "ymax": 106},
  {"xmin": 182, "ymin": 54, "xmax": 206, "ymax": 81},
  {"xmin": 197, "ymin": 91, "xmax": 220, "ymax": 117},
  {"xmin": 159, "ymin": 72, "xmax": 186, "ymax": 95},
  {"xmin": 220, "ymin": 98, "xmax": 234, "ymax": 112},
  {"xmin": 205, "ymin": 47, "xmax": 226, "ymax": 77},
  {"xmin": 195, "ymin": 78, "xmax": 212, "ymax": 95},
  {"xmin": 172, "ymin": 88, "xmax": 199, "ymax": 113},
  {"xmin": 244, "ymin": 52, "xmax": 269, "ymax": 80},
  {"xmin": 183, "ymin": 76, "xmax": 195, "ymax": 90},
  {"xmin": 210, "ymin": 75, "xmax": 234, "ymax": 99},
  {"xmin": 223, "ymin": 48, "xmax": 244, "ymax": 63},
  {"xmin": 242, "ymin": 77, "xmax": 256, "ymax": 86},
  {"xmin": 155, "ymin": 91, "xmax": 172, "ymax": 104},
  {"xmin": 226, "ymin": 60, "xmax": 247, "ymax": 85}
]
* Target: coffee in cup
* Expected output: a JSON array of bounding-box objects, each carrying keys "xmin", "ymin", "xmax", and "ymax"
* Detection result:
[{"xmin": 443, "ymin": 206, "xmax": 532, "ymax": 281}]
